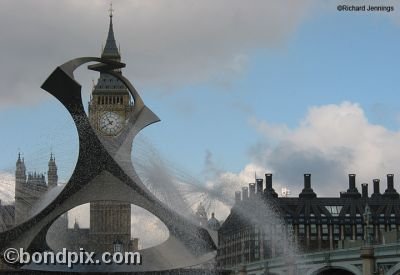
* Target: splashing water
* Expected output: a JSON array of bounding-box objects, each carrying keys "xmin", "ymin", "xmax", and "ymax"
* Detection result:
[{"xmin": 0, "ymin": 126, "xmax": 299, "ymax": 270}]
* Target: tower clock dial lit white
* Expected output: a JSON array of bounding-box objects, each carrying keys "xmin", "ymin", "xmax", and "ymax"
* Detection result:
[{"xmin": 99, "ymin": 111, "xmax": 123, "ymax": 135}]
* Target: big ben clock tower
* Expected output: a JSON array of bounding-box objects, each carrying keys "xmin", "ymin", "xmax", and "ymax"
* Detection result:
[{"xmin": 88, "ymin": 8, "xmax": 133, "ymax": 253}]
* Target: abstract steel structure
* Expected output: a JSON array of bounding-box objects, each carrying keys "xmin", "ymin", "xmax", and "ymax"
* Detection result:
[{"xmin": 0, "ymin": 57, "xmax": 217, "ymax": 272}]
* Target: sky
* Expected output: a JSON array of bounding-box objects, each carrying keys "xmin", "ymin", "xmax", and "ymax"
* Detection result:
[{"xmin": 1, "ymin": 0, "xmax": 400, "ymax": 211}]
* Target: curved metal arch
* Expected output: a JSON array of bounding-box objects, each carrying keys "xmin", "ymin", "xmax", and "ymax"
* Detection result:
[
  {"xmin": 386, "ymin": 262, "xmax": 400, "ymax": 275},
  {"xmin": 307, "ymin": 263, "xmax": 361, "ymax": 275},
  {"xmin": 0, "ymin": 57, "xmax": 216, "ymax": 272}
]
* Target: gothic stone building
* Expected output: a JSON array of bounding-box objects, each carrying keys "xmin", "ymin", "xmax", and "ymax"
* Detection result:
[
  {"xmin": 217, "ymin": 173, "xmax": 400, "ymax": 269},
  {"xmin": 0, "ymin": 153, "xmax": 58, "ymax": 231},
  {"xmin": 14, "ymin": 153, "xmax": 58, "ymax": 225}
]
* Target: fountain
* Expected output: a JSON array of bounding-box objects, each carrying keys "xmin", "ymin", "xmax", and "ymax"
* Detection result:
[{"xmin": 0, "ymin": 57, "xmax": 217, "ymax": 272}]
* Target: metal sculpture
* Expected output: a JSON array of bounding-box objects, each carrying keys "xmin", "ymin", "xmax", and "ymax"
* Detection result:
[{"xmin": 0, "ymin": 57, "xmax": 217, "ymax": 272}]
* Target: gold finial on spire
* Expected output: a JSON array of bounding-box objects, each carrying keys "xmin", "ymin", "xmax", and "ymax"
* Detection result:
[{"xmin": 109, "ymin": 2, "xmax": 114, "ymax": 18}]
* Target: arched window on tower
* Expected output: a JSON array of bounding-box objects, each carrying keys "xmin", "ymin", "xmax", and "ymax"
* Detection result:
[{"xmin": 113, "ymin": 240, "xmax": 123, "ymax": 253}]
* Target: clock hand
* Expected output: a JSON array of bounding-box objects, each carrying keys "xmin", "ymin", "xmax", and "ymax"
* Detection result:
[{"xmin": 101, "ymin": 120, "xmax": 113, "ymax": 129}]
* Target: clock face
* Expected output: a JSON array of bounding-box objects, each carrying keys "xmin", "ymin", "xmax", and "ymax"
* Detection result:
[{"xmin": 99, "ymin": 111, "xmax": 123, "ymax": 135}]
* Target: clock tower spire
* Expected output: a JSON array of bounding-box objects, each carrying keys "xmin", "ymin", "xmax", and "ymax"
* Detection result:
[
  {"xmin": 102, "ymin": 2, "xmax": 120, "ymax": 60},
  {"xmin": 88, "ymin": 6, "xmax": 133, "ymax": 253},
  {"xmin": 88, "ymin": 6, "xmax": 133, "ymax": 136}
]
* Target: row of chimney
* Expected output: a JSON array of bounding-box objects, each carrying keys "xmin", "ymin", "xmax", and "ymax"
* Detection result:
[
  {"xmin": 234, "ymin": 173, "xmax": 399, "ymax": 203},
  {"xmin": 342, "ymin": 174, "xmax": 399, "ymax": 199},
  {"xmin": 235, "ymin": 173, "xmax": 277, "ymax": 202}
]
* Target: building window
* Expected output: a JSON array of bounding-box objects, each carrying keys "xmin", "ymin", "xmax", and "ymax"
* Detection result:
[
  {"xmin": 344, "ymin": 224, "xmax": 352, "ymax": 239},
  {"xmin": 309, "ymin": 224, "xmax": 317, "ymax": 241},
  {"xmin": 379, "ymin": 214, "xmax": 385, "ymax": 223},
  {"xmin": 113, "ymin": 240, "xmax": 123, "ymax": 253},
  {"xmin": 333, "ymin": 224, "xmax": 340, "ymax": 240},
  {"xmin": 310, "ymin": 224, "xmax": 317, "ymax": 234},
  {"xmin": 322, "ymin": 224, "xmax": 328, "ymax": 234},
  {"xmin": 390, "ymin": 213, "xmax": 396, "ymax": 224},
  {"xmin": 356, "ymin": 224, "xmax": 363, "ymax": 234},
  {"xmin": 299, "ymin": 224, "xmax": 305, "ymax": 235}
]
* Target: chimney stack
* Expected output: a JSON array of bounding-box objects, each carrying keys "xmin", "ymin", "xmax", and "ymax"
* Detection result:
[
  {"xmin": 373, "ymin": 179, "xmax": 380, "ymax": 194},
  {"xmin": 383, "ymin": 174, "xmax": 399, "ymax": 199},
  {"xmin": 371, "ymin": 179, "xmax": 381, "ymax": 199},
  {"xmin": 249, "ymin": 183, "xmax": 256, "ymax": 198},
  {"xmin": 265, "ymin": 173, "xmax": 272, "ymax": 190},
  {"xmin": 242, "ymin": 187, "xmax": 249, "ymax": 200},
  {"xmin": 235, "ymin": 191, "xmax": 241, "ymax": 203},
  {"xmin": 387, "ymin": 174, "xmax": 394, "ymax": 190},
  {"xmin": 304, "ymin": 174, "xmax": 311, "ymax": 189},
  {"xmin": 349, "ymin": 174, "xmax": 356, "ymax": 190},
  {"xmin": 264, "ymin": 173, "xmax": 278, "ymax": 198},
  {"xmin": 299, "ymin": 174, "xmax": 316, "ymax": 199},
  {"xmin": 361, "ymin": 183, "xmax": 368, "ymax": 198},
  {"xmin": 256, "ymin": 178, "xmax": 263, "ymax": 194},
  {"xmin": 340, "ymin": 173, "xmax": 361, "ymax": 198}
]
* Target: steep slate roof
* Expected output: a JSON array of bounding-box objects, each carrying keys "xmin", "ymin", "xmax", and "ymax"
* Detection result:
[{"xmin": 101, "ymin": 12, "xmax": 120, "ymax": 60}]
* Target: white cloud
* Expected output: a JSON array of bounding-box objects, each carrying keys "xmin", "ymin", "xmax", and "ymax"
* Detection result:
[
  {"xmin": 206, "ymin": 102, "xmax": 400, "ymax": 198},
  {"xmin": 204, "ymin": 163, "xmax": 266, "ymax": 218},
  {"xmin": 0, "ymin": 172, "xmax": 14, "ymax": 204},
  {"xmin": 0, "ymin": 0, "xmax": 315, "ymax": 108},
  {"xmin": 130, "ymin": 206, "xmax": 169, "ymax": 249},
  {"xmin": 67, "ymin": 203, "xmax": 90, "ymax": 228}
]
